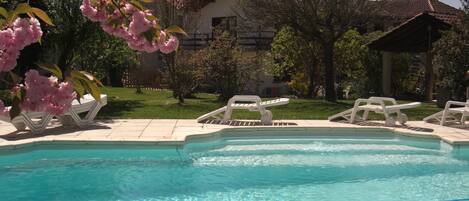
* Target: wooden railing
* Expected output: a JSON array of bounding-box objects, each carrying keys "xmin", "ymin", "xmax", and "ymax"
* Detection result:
[{"xmin": 180, "ymin": 31, "xmax": 275, "ymax": 51}]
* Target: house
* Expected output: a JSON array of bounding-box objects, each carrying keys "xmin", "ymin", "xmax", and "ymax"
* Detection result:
[
  {"xmin": 136, "ymin": 0, "xmax": 462, "ymax": 98},
  {"xmin": 178, "ymin": 0, "xmax": 287, "ymax": 97}
]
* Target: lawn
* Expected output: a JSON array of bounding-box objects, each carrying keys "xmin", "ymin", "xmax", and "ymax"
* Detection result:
[{"xmin": 98, "ymin": 87, "xmax": 442, "ymax": 120}]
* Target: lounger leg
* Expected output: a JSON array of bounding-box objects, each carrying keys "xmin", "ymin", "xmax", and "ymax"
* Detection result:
[
  {"xmin": 350, "ymin": 109, "xmax": 359, "ymax": 124},
  {"xmin": 363, "ymin": 110, "xmax": 369, "ymax": 121},
  {"xmin": 21, "ymin": 114, "xmax": 53, "ymax": 134},
  {"xmin": 12, "ymin": 121, "xmax": 26, "ymax": 131},
  {"xmin": 223, "ymin": 108, "xmax": 233, "ymax": 121},
  {"xmin": 441, "ymin": 110, "xmax": 450, "ymax": 126},
  {"xmin": 63, "ymin": 102, "xmax": 104, "ymax": 127},
  {"xmin": 384, "ymin": 112, "xmax": 396, "ymax": 126},
  {"xmin": 261, "ymin": 110, "xmax": 273, "ymax": 124}
]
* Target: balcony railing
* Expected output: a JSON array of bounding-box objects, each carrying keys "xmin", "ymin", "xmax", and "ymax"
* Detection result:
[{"xmin": 180, "ymin": 31, "xmax": 275, "ymax": 51}]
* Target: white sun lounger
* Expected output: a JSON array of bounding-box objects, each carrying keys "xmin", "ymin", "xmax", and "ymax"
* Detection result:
[
  {"xmin": 328, "ymin": 97, "xmax": 421, "ymax": 126},
  {"xmin": 423, "ymin": 100, "xmax": 469, "ymax": 126},
  {"xmin": 58, "ymin": 94, "xmax": 108, "ymax": 127},
  {"xmin": 0, "ymin": 110, "xmax": 54, "ymax": 134},
  {"xmin": 0, "ymin": 94, "xmax": 107, "ymax": 133},
  {"xmin": 197, "ymin": 95, "xmax": 289, "ymax": 124}
]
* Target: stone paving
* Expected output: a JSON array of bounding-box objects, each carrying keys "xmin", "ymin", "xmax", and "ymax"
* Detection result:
[{"xmin": 1, "ymin": 119, "xmax": 469, "ymax": 149}]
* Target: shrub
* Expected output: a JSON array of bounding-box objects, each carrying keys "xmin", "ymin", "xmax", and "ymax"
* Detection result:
[
  {"xmin": 197, "ymin": 31, "xmax": 260, "ymax": 101},
  {"xmin": 165, "ymin": 50, "xmax": 201, "ymax": 104}
]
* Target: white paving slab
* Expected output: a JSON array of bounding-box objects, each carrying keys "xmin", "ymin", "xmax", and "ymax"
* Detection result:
[{"xmin": 1, "ymin": 119, "xmax": 469, "ymax": 148}]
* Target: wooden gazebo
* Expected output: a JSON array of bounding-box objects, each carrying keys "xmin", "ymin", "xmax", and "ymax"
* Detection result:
[{"xmin": 368, "ymin": 12, "xmax": 453, "ymax": 101}]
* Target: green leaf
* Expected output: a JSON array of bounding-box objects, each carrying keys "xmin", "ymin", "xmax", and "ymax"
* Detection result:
[
  {"xmin": 8, "ymin": 72, "xmax": 22, "ymax": 84},
  {"xmin": 145, "ymin": 15, "xmax": 157, "ymax": 22},
  {"xmin": 9, "ymin": 90, "xmax": 23, "ymax": 120},
  {"xmin": 69, "ymin": 77, "xmax": 85, "ymax": 101},
  {"xmin": 143, "ymin": 27, "xmax": 157, "ymax": 42},
  {"xmin": 37, "ymin": 63, "xmax": 63, "ymax": 79},
  {"xmin": 85, "ymin": 79, "xmax": 101, "ymax": 102},
  {"xmin": 140, "ymin": 0, "xmax": 154, "ymax": 3},
  {"xmin": 70, "ymin": 71, "xmax": 102, "ymax": 102},
  {"xmin": 0, "ymin": 7, "xmax": 8, "ymax": 19},
  {"xmin": 31, "ymin": 8, "xmax": 54, "ymax": 26},
  {"xmin": 80, "ymin": 71, "xmax": 104, "ymax": 87},
  {"xmin": 14, "ymin": 3, "xmax": 32, "ymax": 15},
  {"xmin": 129, "ymin": 0, "xmax": 144, "ymax": 10},
  {"xmin": 165, "ymin": 25, "xmax": 188, "ymax": 37},
  {"xmin": 6, "ymin": 10, "xmax": 17, "ymax": 23}
]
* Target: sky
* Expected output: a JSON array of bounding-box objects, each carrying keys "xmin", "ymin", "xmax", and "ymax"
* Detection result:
[{"xmin": 441, "ymin": 0, "xmax": 462, "ymax": 8}]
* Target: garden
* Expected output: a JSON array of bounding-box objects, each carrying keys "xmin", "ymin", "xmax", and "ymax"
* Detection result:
[{"xmin": 0, "ymin": 0, "xmax": 468, "ymax": 122}]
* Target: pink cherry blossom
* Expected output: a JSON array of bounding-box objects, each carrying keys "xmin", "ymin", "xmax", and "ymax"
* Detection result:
[
  {"xmin": 81, "ymin": 0, "xmax": 179, "ymax": 54},
  {"xmin": 0, "ymin": 17, "xmax": 43, "ymax": 72},
  {"xmin": 129, "ymin": 11, "xmax": 154, "ymax": 35},
  {"xmin": 21, "ymin": 70, "xmax": 76, "ymax": 116},
  {"xmin": 159, "ymin": 31, "xmax": 179, "ymax": 54}
]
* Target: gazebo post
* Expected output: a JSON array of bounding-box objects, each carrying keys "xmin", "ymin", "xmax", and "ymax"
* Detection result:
[
  {"xmin": 424, "ymin": 50, "xmax": 434, "ymax": 102},
  {"xmin": 382, "ymin": 51, "xmax": 393, "ymax": 97},
  {"xmin": 424, "ymin": 25, "xmax": 434, "ymax": 102}
]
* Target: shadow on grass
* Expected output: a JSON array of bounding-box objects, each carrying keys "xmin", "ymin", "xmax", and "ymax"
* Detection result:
[{"xmin": 98, "ymin": 97, "xmax": 145, "ymax": 119}]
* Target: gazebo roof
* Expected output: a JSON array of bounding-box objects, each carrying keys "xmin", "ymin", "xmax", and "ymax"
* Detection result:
[
  {"xmin": 378, "ymin": 0, "xmax": 462, "ymax": 23},
  {"xmin": 368, "ymin": 12, "xmax": 452, "ymax": 52}
]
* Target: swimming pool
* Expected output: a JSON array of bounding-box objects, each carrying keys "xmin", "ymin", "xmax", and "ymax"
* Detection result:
[{"xmin": 0, "ymin": 129, "xmax": 469, "ymax": 201}]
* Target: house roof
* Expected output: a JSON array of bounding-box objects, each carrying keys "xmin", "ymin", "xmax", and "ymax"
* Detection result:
[
  {"xmin": 171, "ymin": 0, "xmax": 215, "ymax": 11},
  {"xmin": 379, "ymin": 0, "xmax": 463, "ymax": 23},
  {"xmin": 368, "ymin": 12, "xmax": 451, "ymax": 52}
]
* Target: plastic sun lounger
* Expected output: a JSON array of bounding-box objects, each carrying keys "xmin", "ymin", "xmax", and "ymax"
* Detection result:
[
  {"xmin": 197, "ymin": 95, "xmax": 289, "ymax": 124},
  {"xmin": 423, "ymin": 100, "xmax": 469, "ymax": 126},
  {"xmin": 0, "ymin": 110, "xmax": 53, "ymax": 134},
  {"xmin": 58, "ymin": 94, "xmax": 108, "ymax": 127},
  {"xmin": 328, "ymin": 97, "xmax": 421, "ymax": 126}
]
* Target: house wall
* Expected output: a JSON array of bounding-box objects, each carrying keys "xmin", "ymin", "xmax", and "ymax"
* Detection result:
[
  {"xmin": 186, "ymin": 0, "xmax": 239, "ymax": 33},
  {"xmin": 182, "ymin": 0, "xmax": 288, "ymax": 97}
]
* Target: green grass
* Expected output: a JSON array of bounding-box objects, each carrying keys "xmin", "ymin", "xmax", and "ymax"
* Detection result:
[{"xmin": 98, "ymin": 87, "xmax": 442, "ymax": 120}]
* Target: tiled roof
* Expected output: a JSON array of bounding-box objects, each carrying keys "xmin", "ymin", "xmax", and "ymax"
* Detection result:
[
  {"xmin": 172, "ymin": 0, "xmax": 215, "ymax": 11},
  {"xmin": 379, "ymin": 0, "xmax": 463, "ymax": 23}
]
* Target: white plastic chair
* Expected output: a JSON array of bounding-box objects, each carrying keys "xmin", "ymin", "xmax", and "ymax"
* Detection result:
[
  {"xmin": 197, "ymin": 95, "xmax": 289, "ymax": 124},
  {"xmin": 423, "ymin": 100, "xmax": 469, "ymax": 126},
  {"xmin": 58, "ymin": 94, "xmax": 108, "ymax": 127},
  {"xmin": 329, "ymin": 97, "xmax": 421, "ymax": 126},
  {"xmin": 0, "ymin": 111, "xmax": 54, "ymax": 134}
]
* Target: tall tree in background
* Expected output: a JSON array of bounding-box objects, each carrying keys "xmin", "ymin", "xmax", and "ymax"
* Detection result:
[
  {"xmin": 239, "ymin": 0, "xmax": 374, "ymax": 102},
  {"xmin": 433, "ymin": 0, "xmax": 469, "ymax": 104}
]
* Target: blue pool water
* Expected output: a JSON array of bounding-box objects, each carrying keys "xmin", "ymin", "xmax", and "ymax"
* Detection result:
[{"xmin": 1, "ymin": 130, "xmax": 469, "ymax": 201}]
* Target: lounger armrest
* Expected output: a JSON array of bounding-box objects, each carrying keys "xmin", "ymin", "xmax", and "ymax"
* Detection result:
[
  {"xmin": 445, "ymin": 101, "xmax": 467, "ymax": 110},
  {"xmin": 230, "ymin": 96, "xmax": 262, "ymax": 102},
  {"xmin": 227, "ymin": 96, "xmax": 263, "ymax": 109},
  {"xmin": 354, "ymin": 98, "xmax": 384, "ymax": 107},
  {"xmin": 369, "ymin": 97, "xmax": 398, "ymax": 105}
]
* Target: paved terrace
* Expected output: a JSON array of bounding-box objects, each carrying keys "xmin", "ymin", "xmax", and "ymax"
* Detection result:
[{"xmin": 1, "ymin": 120, "xmax": 469, "ymax": 149}]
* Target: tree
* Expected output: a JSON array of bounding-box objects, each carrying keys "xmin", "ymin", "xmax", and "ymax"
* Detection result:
[
  {"xmin": 197, "ymin": 31, "xmax": 260, "ymax": 101},
  {"xmin": 433, "ymin": 0, "xmax": 469, "ymax": 104},
  {"xmin": 270, "ymin": 26, "xmax": 322, "ymax": 98},
  {"xmin": 41, "ymin": 0, "xmax": 96, "ymax": 72},
  {"xmin": 239, "ymin": 0, "xmax": 374, "ymax": 102}
]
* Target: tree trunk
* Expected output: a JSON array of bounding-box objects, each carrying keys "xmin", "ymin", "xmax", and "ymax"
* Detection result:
[
  {"xmin": 306, "ymin": 60, "xmax": 317, "ymax": 98},
  {"xmin": 323, "ymin": 42, "xmax": 337, "ymax": 102}
]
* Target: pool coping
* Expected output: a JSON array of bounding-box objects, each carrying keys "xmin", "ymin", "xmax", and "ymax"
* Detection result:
[{"xmin": 1, "ymin": 120, "xmax": 469, "ymax": 150}]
